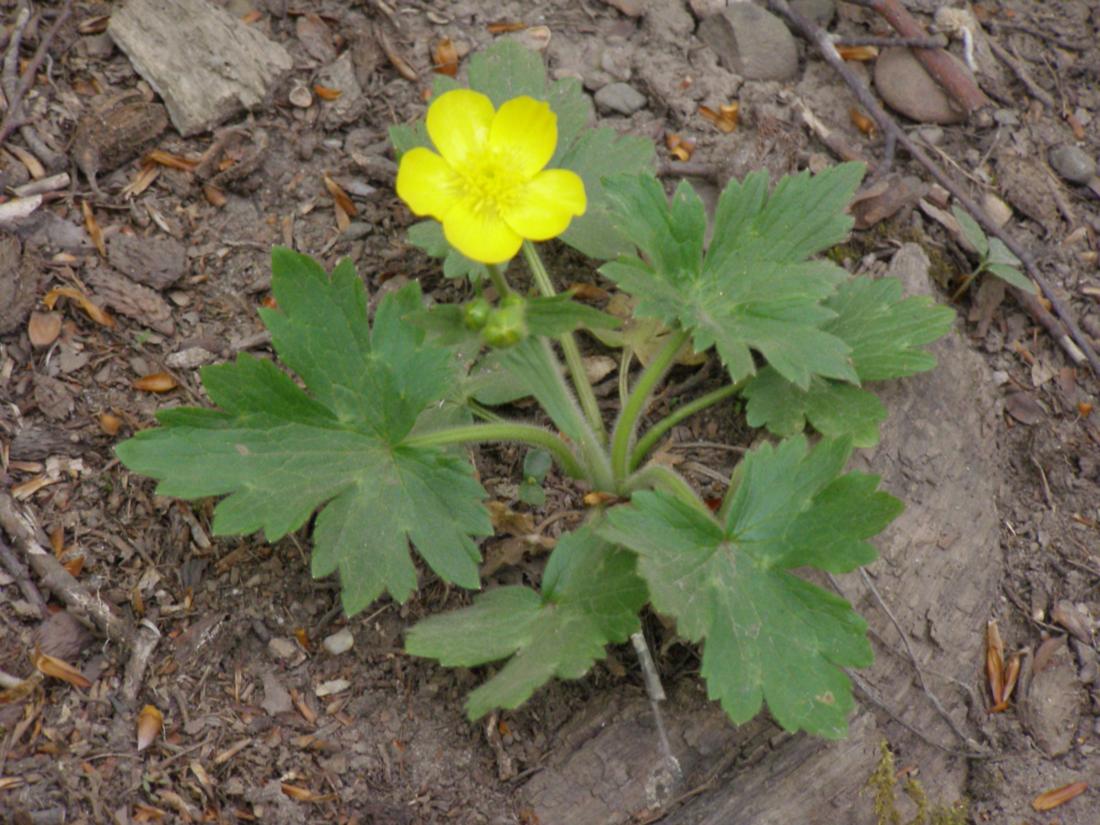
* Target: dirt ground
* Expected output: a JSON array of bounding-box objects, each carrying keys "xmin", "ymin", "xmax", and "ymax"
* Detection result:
[{"xmin": 2, "ymin": 0, "xmax": 1099, "ymax": 823}]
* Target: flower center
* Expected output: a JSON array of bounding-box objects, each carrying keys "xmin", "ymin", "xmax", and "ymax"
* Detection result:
[{"xmin": 459, "ymin": 151, "xmax": 522, "ymax": 217}]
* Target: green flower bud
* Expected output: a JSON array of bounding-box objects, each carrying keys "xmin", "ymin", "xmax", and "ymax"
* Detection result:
[
  {"xmin": 463, "ymin": 297, "xmax": 492, "ymax": 331},
  {"xmin": 481, "ymin": 296, "xmax": 528, "ymax": 348}
]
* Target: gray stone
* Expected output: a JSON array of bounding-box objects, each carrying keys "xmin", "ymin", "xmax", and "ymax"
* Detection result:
[
  {"xmin": 594, "ymin": 82, "xmax": 647, "ymax": 115},
  {"xmin": 1049, "ymin": 144, "xmax": 1097, "ymax": 185},
  {"xmin": 109, "ymin": 0, "xmax": 293, "ymax": 136},
  {"xmin": 873, "ymin": 47, "xmax": 968, "ymax": 124},
  {"xmin": 697, "ymin": 5, "xmax": 800, "ymax": 82},
  {"xmin": 322, "ymin": 627, "xmax": 355, "ymax": 655},
  {"xmin": 790, "ymin": 0, "xmax": 835, "ymax": 26}
]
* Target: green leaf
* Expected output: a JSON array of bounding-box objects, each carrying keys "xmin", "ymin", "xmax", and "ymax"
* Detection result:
[
  {"xmin": 467, "ymin": 39, "xmax": 547, "ymax": 107},
  {"xmin": 500, "ymin": 339, "xmax": 589, "ymax": 444},
  {"xmin": 602, "ymin": 166, "xmax": 867, "ymax": 389},
  {"xmin": 406, "ymin": 220, "xmax": 490, "ymax": 284},
  {"xmin": 599, "ymin": 436, "xmax": 902, "ymax": 738},
  {"xmin": 525, "ymin": 294, "xmax": 621, "ymax": 337},
  {"xmin": 406, "ymin": 523, "xmax": 647, "ymax": 719},
  {"xmin": 742, "ymin": 276, "xmax": 953, "ymax": 444},
  {"xmin": 388, "ymin": 122, "xmax": 429, "ymax": 158},
  {"xmin": 116, "ymin": 249, "xmax": 492, "ymax": 616},
  {"xmin": 743, "ymin": 369, "xmax": 887, "ymax": 448},
  {"xmin": 951, "ymin": 206, "xmax": 989, "ymax": 259},
  {"xmin": 822, "ymin": 276, "xmax": 954, "ymax": 382},
  {"xmin": 985, "ymin": 263, "xmax": 1035, "ymax": 293},
  {"xmin": 557, "ymin": 128, "xmax": 657, "ymax": 260}
]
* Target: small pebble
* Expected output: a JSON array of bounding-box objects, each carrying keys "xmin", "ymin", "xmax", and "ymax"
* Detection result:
[
  {"xmin": 981, "ymin": 192, "xmax": 1012, "ymax": 229},
  {"xmin": 315, "ymin": 678, "xmax": 351, "ymax": 697},
  {"xmin": 267, "ymin": 636, "xmax": 299, "ymax": 660},
  {"xmin": 594, "ymin": 82, "xmax": 647, "ymax": 116},
  {"xmin": 322, "ymin": 627, "xmax": 355, "ymax": 655},
  {"xmin": 1048, "ymin": 145, "xmax": 1096, "ymax": 185}
]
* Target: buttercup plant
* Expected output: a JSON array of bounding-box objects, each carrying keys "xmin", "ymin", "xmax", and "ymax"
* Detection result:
[{"xmin": 117, "ymin": 42, "xmax": 954, "ymax": 739}]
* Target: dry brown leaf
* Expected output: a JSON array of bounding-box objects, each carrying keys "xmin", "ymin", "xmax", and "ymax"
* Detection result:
[
  {"xmin": 62, "ymin": 556, "xmax": 85, "ymax": 578},
  {"xmin": 1032, "ymin": 781, "xmax": 1087, "ymax": 811},
  {"xmin": 8, "ymin": 143, "xmax": 45, "ymax": 179},
  {"xmin": 334, "ymin": 202, "xmax": 351, "ymax": 232},
  {"xmin": 583, "ymin": 491, "xmax": 620, "ymax": 507},
  {"xmin": 0, "ymin": 671, "xmax": 44, "ymax": 704},
  {"xmin": 131, "ymin": 802, "xmax": 168, "ymax": 822},
  {"xmin": 49, "ymin": 525, "xmax": 64, "ymax": 556},
  {"xmin": 433, "ymin": 37, "xmax": 459, "ymax": 77},
  {"xmin": 985, "ymin": 619, "xmax": 1004, "ymax": 705},
  {"xmin": 293, "ymin": 628, "xmax": 311, "ymax": 651},
  {"xmin": 12, "ymin": 475, "xmax": 59, "ymax": 500},
  {"xmin": 850, "ymin": 107, "xmax": 877, "ymax": 136},
  {"xmin": 377, "ymin": 28, "xmax": 418, "ymax": 81},
  {"xmin": 213, "ymin": 737, "xmax": 251, "ymax": 765},
  {"xmin": 43, "ymin": 286, "xmax": 114, "ymax": 327},
  {"xmin": 1004, "ymin": 391, "xmax": 1045, "ymax": 425},
  {"xmin": 1079, "ymin": 401, "xmax": 1093, "ymax": 417},
  {"xmin": 280, "ymin": 783, "xmax": 336, "ymax": 803},
  {"xmin": 137, "ymin": 704, "xmax": 163, "ymax": 751},
  {"xmin": 836, "ymin": 44, "xmax": 879, "ymax": 61},
  {"xmin": 202, "ymin": 184, "xmax": 227, "ymax": 207},
  {"xmin": 323, "ymin": 173, "xmax": 358, "ymax": 217},
  {"xmin": 665, "ymin": 133, "xmax": 696, "ymax": 162},
  {"xmin": 121, "ymin": 162, "xmax": 160, "ymax": 198},
  {"xmin": 240, "ymin": 9, "xmax": 262, "ymax": 24},
  {"xmin": 0, "ymin": 777, "xmax": 26, "ymax": 790},
  {"xmin": 698, "ymin": 103, "xmax": 739, "ymax": 133},
  {"xmin": 80, "ymin": 200, "xmax": 106, "ymax": 257},
  {"xmin": 98, "ymin": 411, "xmax": 122, "ymax": 436},
  {"xmin": 313, "ymin": 84, "xmax": 342, "ymax": 101},
  {"xmin": 567, "ymin": 283, "xmax": 610, "ymax": 302},
  {"xmin": 486, "ymin": 500, "xmax": 536, "ymax": 537},
  {"xmin": 1064, "ymin": 111, "xmax": 1086, "ymax": 141},
  {"xmin": 33, "ymin": 646, "xmax": 91, "ymax": 689},
  {"xmin": 78, "ymin": 14, "xmax": 110, "ymax": 34},
  {"xmin": 145, "ymin": 149, "xmax": 198, "ymax": 172},
  {"xmin": 27, "ymin": 311, "xmax": 62, "ymax": 347},
  {"xmin": 487, "ymin": 21, "xmax": 528, "ymax": 34},
  {"xmin": 133, "ymin": 372, "xmax": 179, "ymax": 393}
]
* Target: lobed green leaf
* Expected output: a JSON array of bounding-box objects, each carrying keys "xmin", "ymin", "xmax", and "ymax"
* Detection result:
[
  {"xmin": 116, "ymin": 249, "xmax": 492, "ymax": 616},
  {"xmin": 598, "ymin": 435, "xmax": 902, "ymax": 738},
  {"xmin": 406, "ymin": 524, "xmax": 647, "ymax": 719}
]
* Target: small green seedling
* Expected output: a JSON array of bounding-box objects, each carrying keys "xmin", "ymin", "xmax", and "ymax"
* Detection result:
[
  {"xmin": 116, "ymin": 41, "xmax": 954, "ymax": 739},
  {"xmin": 951, "ymin": 205, "xmax": 1035, "ymax": 298}
]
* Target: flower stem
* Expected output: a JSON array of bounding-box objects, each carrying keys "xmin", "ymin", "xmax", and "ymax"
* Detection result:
[
  {"xmin": 486, "ymin": 263, "xmax": 512, "ymax": 297},
  {"xmin": 610, "ymin": 329, "xmax": 691, "ymax": 483},
  {"xmin": 406, "ymin": 422, "xmax": 584, "ymax": 480},
  {"xmin": 630, "ymin": 383, "xmax": 741, "ymax": 471},
  {"xmin": 625, "ymin": 462, "xmax": 709, "ymax": 515},
  {"xmin": 521, "ymin": 241, "xmax": 606, "ymax": 442}
]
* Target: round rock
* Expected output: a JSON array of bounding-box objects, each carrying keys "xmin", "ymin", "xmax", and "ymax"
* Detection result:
[
  {"xmin": 1048, "ymin": 144, "xmax": 1096, "ymax": 185},
  {"xmin": 873, "ymin": 47, "xmax": 968, "ymax": 124},
  {"xmin": 594, "ymin": 82, "xmax": 647, "ymax": 115}
]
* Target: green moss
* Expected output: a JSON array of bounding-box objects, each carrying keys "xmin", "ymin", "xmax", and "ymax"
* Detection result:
[{"xmin": 866, "ymin": 741, "xmax": 969, "ymax": 825}]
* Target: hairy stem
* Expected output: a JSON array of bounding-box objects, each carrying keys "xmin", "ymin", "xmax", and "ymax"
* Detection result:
[
  {"xmin": 406, "ymin": 422, "xmax": 584, "ymax": 480},
  {"xmin": 486, "ymin": 263, "xmax": 512, "ymax": 297},
  {"xmin": 521, "ymin": 241, "xmax": 606, "ymax": 441},
  {"xmin": 630, "ymin": 383, "xmax": 740, "ymax": 471},
  {"xmin": 610, "ymin": 330, "xmax": 692, "ymax": 483}
]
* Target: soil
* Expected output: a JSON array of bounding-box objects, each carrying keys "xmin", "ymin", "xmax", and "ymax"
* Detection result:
[{"xmin": 2, "ymin": 1, "xmax": 1100, "ymax": 824}]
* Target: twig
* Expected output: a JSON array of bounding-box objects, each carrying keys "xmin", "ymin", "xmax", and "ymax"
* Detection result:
[
  {"xmin": 0, "ymin": 491, "xmax": 134, "ymax": 645},
  {"xmin": 832, "ymin": 34, "xmax": 947, "ymax": 49},
  {"xmin": 657, "ymin": 160, "xmax": 721, "ymax": 182},
  {"xmin": 985, "ymin": 37, "xmax": 1055, "ymax": 109},
  {"xmin": 0, "ymin": 534, "xmax": 48, "ymax": 618},
  {"xmin": 120, "ymin": 620, "xmax": 161, "ymax": 704},
  {"xmin": 768, "ymin": 0, "xmax": 1100, "ymax": 378},
  {"xmin": 0, "ymin": 1, "xmax": 73, "ymax": 161}
]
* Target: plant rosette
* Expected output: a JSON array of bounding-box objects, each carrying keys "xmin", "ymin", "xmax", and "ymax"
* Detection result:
[{"xmin": 116, "ymin": 40, "xmax": 954, "ymax": 740}]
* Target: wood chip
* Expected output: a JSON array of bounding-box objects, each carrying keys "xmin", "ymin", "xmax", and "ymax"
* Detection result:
[
  {"xmin": 84, "ymin": 266, "xmax": 174, "ymax": 334},
  {"xmin": 1032, "ymin": 781, "xmax": 1087, "ymax": 811},
  {"xmin": 27, "ymin": 311, "xmax": 62, "ymax": 347}
]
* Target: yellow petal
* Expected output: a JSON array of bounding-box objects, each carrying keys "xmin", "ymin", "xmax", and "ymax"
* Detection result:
[
  {"xmin": 501, "ymin": 169, "xmax": 586, "ymax": 241},
  {"xmin": 396, "ymin": 148, "xmax": 463, "ymax": 218},
  {"xmin": 441, "ymin": 197, "xmax": 523, "ymax": 264},
  {"xmin": 489, "ymin": 96, "xmax": 557, "ymax": 179},
  {"xmin": 426, "ymin": 89, "xmax": 495, "ymax": 168}
]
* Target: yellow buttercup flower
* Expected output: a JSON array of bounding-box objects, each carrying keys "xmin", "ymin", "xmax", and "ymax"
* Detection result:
[{"xmin": 396, "ymin": 90, "xmax": 587, "ymax": 264}]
